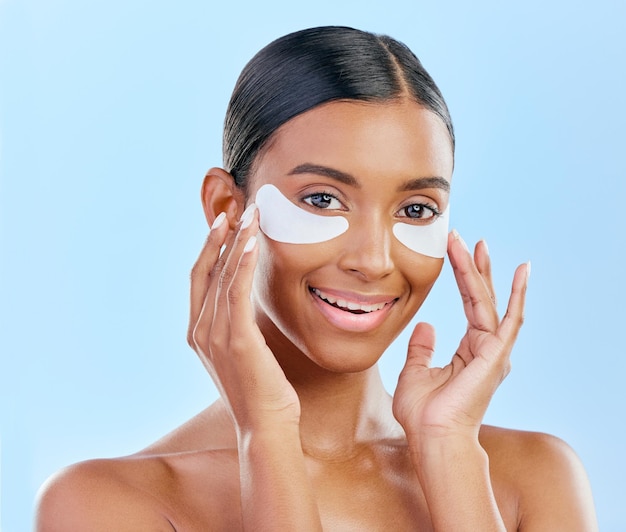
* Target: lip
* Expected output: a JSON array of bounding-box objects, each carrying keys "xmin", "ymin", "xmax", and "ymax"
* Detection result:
[{"xmin": 308, "ymin": 286, "xmax": 398, "ymax": 333}]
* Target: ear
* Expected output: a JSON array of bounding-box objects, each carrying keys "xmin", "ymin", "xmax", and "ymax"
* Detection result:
[{"xmin": 200, "ymin": 168, "xmax": 245, "ymax": 229}]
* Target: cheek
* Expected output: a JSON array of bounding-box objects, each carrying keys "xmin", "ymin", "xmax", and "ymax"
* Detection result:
[
  {"xmin": 402, "ymin": 253, "xmax": 445, "ymax": 304},
  {"xmin": 252, "ymin": 237, "xmax": 328, "ymax": 307},
  {"xmin": 254, "ymin": 237, "xmax": 316, "ymax": 278}
]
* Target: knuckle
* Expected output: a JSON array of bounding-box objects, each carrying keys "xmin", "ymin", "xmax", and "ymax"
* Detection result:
[
  {"xmin": 492, "ymin": 354, "xmax": 511, "ymax": 380},
  {"xmin": 504, "ymin": 309, "xmax": 525, "ymax": 329},
  {"xmin": 228, "ymin": 335, "xmax": 248, "ymax": 354},
  {"xmin": 186, "ymin": 328, "xmax": 195, "ymax": 348},
  {"xmin": 210, "ymin": 256, "xmax": 226, "ymax": 277},
  {"xmin": 502, "ymin": 360, "xmax": 512, "ymax": 379},
  {"xmin": 463, "ymin": 291, "xmax": 483, "ymax": 308},
  {"xmin": 207, "ymin": 334, "xmax": 220, "ymax": 355},
  {"xmin": 511, "ymin": 314, "xmax": 525, "ymax": 331},
  {"xmin": 227, "ymin": 284, "xmax": 242, "ymax": 306},
  {"xmin": 190, "ymin": 262, "xmax": 206, "ymax": 280},
  {"xmin": 218, "ymin": 265, "xmax": 235, "ymax": 290},
  {"xmin": 190, "ymin": 326, "xmax": 202, "ymax": 349},
  {"xmin": 470, "ymin": 293, "xmax": 484, "ymax": 307},
  {"xmin": 191, "ymin": 324, "xmax": 211, "ymax": 354}
]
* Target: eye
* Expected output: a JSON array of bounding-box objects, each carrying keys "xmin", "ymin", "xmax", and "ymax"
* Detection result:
[
  {"xmin": 398, "ymin": 203, "xmax": 440, "ymax": 221},
  {"xmin": 303, "ymin": 192, "xmax": 343, "ymax": 210}
]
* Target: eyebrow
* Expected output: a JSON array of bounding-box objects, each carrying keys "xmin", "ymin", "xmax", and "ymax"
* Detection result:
[
  {"xmin": 287, "ymin": 163, "xmax": 450, "ymax": 193},
  {"xmin": 287, "ymin": 164, "xmax": 360, "ymax": 187},
  {"xmin": 397, "ymin": 176, "xmax": 450, "ymax": 193}
]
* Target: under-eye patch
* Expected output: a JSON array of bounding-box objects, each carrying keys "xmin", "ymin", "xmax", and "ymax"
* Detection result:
[
  {"xmin": 255, "ymin": 184, "xmax": 349, "ymax": 244},
  {"xmin": 392, "ymin": 206, "xmax": 449, "ymax": 259},
  {"xmin": 255, "ymin": 183, "xmax": 449, "ymax": 258}
]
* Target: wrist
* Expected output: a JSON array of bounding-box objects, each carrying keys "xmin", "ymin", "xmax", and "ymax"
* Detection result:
[
  {"xmin": 406, "ymin": 421, "xmax": 479, "ymax": 448},
  {"xmin": 237, "ymin": 419, "xmax": 302, "ymax": 450},
  {"xmin": 237, "ymin": 419, "xmax": 322, "ymax": 531},
  {"xmin": 409, "ymin": 431, "xmax": 487, "ymax": 471},
  {"xmin": 233, "ymin": 402, "xmax": 301, "ymax": 439},
  {"xmin": 408, "ymin": 435, "xmax": 505, "ymax": 531}
]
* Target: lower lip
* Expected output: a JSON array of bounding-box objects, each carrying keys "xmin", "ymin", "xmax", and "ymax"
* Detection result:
[{"xmin": 309, "ymin": 290, "xmax": 395, "ymax": 333}]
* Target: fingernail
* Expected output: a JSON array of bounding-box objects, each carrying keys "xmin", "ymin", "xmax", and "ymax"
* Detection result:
[
  {"xmin": 211, "ymin": 212, "xmax": 227, "ymax": 230},
  {"xmin": 240, "ymin": 203, "xmax": 257, "ymax": 229},
  {"xmin": 452, "ymin": 229, "xmax": 469, "ymax": 252},
  {"xmin": 243, "ymin": 235, "xmax": 257, "ymax": 253},
  {"xmin": 481, "ymin": 239, "xmax": 489, "ymax": 255},
  {"xmin": 526, "ymin": 261, "xmax": 532, "ymax": 280}
]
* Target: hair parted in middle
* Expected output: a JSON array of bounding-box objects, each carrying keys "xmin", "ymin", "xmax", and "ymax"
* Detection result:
[{"xmin": 223, "ymin": 25, "xmax": 454, "ymax": 190}]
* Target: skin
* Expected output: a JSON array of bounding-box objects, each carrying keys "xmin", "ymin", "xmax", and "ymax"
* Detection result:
[{"xmin": 35, "ymin": 100, "xmax": 598, "ymax": 531}]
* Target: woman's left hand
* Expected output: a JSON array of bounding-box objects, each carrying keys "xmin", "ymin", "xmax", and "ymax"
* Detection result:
[{"xmin": 392, "ymin": 230, "xmax": 530, "ymax": 444}]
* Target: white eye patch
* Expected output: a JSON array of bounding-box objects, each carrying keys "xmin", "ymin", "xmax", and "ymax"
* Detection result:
[
  {"xmin": 255, "ymin": 184, "xmax": 349, "ymax": 244},
  {"xmin": 392, "ymin": 206, "xmax": 449, "ymax": 258},
  {"xmin": 255, "ymin": 183, "xmax": 449, "ymax": 258}
]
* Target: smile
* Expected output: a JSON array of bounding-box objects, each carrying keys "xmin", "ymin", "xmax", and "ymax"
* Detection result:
[
  {"xmin": 310, "ymin": 288, "xmax": 389, "ymax": 314},
  {"xmin": 308, "ymin": 286, "xmax": 397, "ymax": 333}
]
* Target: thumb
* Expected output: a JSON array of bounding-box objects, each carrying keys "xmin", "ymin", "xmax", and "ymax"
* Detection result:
[{"xmin": 403, "ymin": 322, "xmax": 437, "ymax": 370}]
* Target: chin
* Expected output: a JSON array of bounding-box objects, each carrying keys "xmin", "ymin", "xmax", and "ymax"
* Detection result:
[{"xmin": 287, "ymin": 321, "xmax": 404, "ymax": 376}]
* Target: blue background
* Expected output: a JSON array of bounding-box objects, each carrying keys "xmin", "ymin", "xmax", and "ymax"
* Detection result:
[{"xmin": 1, "ymin": 0, "xmax": 624, "ymax": 529}]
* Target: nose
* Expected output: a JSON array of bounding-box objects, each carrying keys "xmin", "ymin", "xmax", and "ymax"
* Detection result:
[{"xmin": 336, "ymin": 216, "xmax": 395, "ymax": 281}]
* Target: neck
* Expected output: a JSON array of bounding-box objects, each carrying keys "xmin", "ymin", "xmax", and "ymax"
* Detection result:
[
  {"xmin": 258, "ymin": 314, "xmax": 404, "ymax": 461},
  {"xmin": 296, "ymin": 368, "xmax": 400, "ymax": 461}
]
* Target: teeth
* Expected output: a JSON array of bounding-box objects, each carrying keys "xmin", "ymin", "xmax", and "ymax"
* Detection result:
[{"xmin": 312, "ymin": 288, "xmax": 387, "ymax": 313}]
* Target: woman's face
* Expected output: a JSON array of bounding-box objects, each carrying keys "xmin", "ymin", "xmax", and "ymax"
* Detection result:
[{"xmin": 247, "ymin": 99, "xmax": 454, "ymax": 373}]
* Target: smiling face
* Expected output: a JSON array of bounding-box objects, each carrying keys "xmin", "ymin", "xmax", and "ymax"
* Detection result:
[{"xmin": 246, "ymin": 99, "xmax": 454, "ymax": 373}]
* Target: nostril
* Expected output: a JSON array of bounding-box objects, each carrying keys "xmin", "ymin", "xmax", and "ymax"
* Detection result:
[{"xmin": 335, "ymin": 223, "xmax": 395, "ymax": 280}]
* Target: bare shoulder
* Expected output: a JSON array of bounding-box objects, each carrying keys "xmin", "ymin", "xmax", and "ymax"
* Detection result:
[
  {"xmin": 35, "ymin": 456, "xmax": 177, "ymax": 531},
  {"xmin": 36, "ymin": 401, "xmax": 240, "ymax": 531},
  {"xmin": 480, "ymin": 425, "xmax": 598, "ymax": 531}
]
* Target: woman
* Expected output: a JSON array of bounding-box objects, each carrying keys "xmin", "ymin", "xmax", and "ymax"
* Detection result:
[{"xmin": 36, "ymin": 26, "xmax": 597, "ymax": 530}]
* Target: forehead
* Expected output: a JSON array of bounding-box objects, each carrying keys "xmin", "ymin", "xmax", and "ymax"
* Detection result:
[{"xmin": 250, "ymin": 99, "xmax": 454, "ymax": 190}]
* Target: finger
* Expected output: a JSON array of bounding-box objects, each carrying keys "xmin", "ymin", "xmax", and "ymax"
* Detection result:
[
  {"xmin": 187, "ymin": 212, "xmax": 230, "ymax": 346},
  {"xmin": 448, "ymin": 231, "xmax": 499, "ymax": 332},
  {"xmin": 403, "ymin": 322, "xmax": 437, "ymax": 370},
  {"xmin": 192, "ymin": 203, "xmax": 256, "ymax": 353},
  {"xmin": 474, "ymin": 240, "xmax": 497, "ymax": 308},
  {"xmin": 193, "ymin": 202, "xmax": 250, "ymax": 333},
  {"xmin": 496, "ymin": 261, "xmax": 530, "ymax": 346},
  {"xmin": 226, "ymin": 232, "xmax": 264, "ymax": 346},
  {"xmin": 198, "ymin": 226, "xmax": 237, "ymax": 330},
  {"xmin": 208, "ymin": 204, "xmax": 260, "ymax": 338}
]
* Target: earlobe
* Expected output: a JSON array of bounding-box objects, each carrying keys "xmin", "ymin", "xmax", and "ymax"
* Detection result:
[{"xmin": 200, "ymin": 168, "xmax": 244, "ymax": 229}]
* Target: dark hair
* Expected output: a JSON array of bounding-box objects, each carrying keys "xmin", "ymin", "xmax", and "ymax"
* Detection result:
[{"xmin": 223, "ymin": 26, "xmax": 454, "ymax": 189}]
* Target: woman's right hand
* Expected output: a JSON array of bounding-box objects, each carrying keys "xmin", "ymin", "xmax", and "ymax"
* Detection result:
[
  {"xmin": 187, "ymin": 204, "xmax": 301, "ymax": 434},
  {"xmin": 187, "ymin": 204, "xmax": 322, "ymax": 529}
]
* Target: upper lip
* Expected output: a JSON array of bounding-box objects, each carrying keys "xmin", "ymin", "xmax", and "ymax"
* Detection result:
[{"xmin": 309, "ymin": 286, "xmax": 398, "ymax": 313}]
